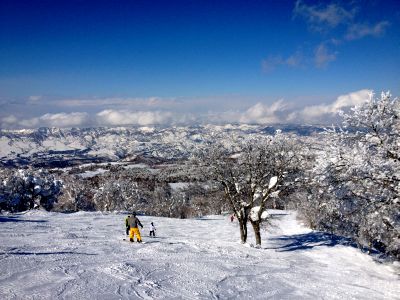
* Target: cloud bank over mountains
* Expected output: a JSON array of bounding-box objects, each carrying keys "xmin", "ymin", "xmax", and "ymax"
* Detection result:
[{"xmin": 0, "ymin": 89, "xmax": 374, "ymax": 129}]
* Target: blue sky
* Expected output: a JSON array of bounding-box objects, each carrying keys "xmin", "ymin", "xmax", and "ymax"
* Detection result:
[{"xmin": 0, "ymin": 0, "xmax": 399, "ymax": 128}]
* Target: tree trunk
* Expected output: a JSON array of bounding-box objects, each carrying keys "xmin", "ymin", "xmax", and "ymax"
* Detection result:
[
  {"xmin": 250, "ymin": 220, "xmax": 262, "ymax": 246},
  {"xmin": 238, "ymin": 219, "xmax": 247, "ymax": 243}
]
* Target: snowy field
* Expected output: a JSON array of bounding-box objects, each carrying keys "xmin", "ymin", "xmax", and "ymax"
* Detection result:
[{"xmin": 0, "ymin": 210, "xmax": 398, "ymax": 300}]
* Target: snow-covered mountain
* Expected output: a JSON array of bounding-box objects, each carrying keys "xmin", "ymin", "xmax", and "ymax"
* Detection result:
[{"xmin": 0, "ymin": 124, "xmax": 323, "ymax": 168}]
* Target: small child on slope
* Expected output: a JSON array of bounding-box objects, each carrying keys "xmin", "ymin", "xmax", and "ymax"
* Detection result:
[{"xmin": 149, "ymin": 222, "xmax": 156, "ymax": 237}]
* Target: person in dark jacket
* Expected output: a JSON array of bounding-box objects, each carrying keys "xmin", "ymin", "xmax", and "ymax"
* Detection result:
[
  {"xmin": 125, "ymin": 215, "xmax": 130, "ymax": 235},
  {"xmin": 127, "ymin": 212, "xmax": 143, "ymax": 242}
]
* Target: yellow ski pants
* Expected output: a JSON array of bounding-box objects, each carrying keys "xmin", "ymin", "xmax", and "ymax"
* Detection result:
[{"xmin": 129, "ymin": 227, "xmax": 142, "ymax": 242}]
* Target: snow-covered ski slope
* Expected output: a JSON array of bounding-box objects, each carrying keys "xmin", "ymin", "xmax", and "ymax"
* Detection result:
[{"xmin": 0, "ymin": 210, "xmax": 398, "ymax": 299}]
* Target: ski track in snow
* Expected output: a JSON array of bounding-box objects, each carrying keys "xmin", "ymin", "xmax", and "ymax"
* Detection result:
[{"xmin": 0, "ymin": 211, "xmax": 398, "ymax": 300}]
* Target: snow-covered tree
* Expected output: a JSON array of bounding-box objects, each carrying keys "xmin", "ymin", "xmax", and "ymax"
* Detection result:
[
  {"xmin": 54, "ymin": 175, "xmax": 96, "ymax": 212},
  {"xmin": 300, "ymin": 92, "xmax": 399, "ymax": 258},
  {"xmin": 199, "ymin": 131, "xmax": 302, "ymax": 246},
  {"xmin": 0, "ymin": 168, "xmax": 62, "ymax": 211}
]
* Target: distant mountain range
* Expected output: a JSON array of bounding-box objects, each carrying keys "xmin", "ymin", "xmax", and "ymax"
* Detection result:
[{"xmin": 0, "ymin": 124, "xmax": 324, "ymax": 168}]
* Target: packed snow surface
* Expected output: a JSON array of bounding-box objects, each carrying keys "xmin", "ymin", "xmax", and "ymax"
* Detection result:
[{"xmin": 0, "ymin": 211, "xmax": 398, "ymax": 299}]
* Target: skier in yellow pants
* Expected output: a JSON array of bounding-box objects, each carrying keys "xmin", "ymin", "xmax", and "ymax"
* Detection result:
[{"xmin": 127, "ymin": 212, "xmax": 143, "ymax": 242}]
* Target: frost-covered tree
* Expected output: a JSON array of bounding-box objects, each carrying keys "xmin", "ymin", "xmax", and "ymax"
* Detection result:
[
  {"xmin": 301, "ymin": 92, "xmax": 399, "ymax": 258},
  {"xmin": 184, "ymin": 182, "xmax": 226, "ymax": 217},
  {"xmin": 54, "ymin": 175, "xmax": 96, "ymax": 212},
  {"xmin": 0, "ymin": 169, "xmax": 62, "ymax": 211},
  {"xmin": 199, "ymin": 131, "xmax": 302, "ymax": 246}
]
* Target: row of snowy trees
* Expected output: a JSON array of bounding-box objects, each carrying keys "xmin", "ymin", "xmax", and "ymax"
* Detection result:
[
  {"xmin": 53, "ymin": 165, "xmax": 226, "ymax": 218},
  {"xmin": 297, "ymin": 92, "xmax": 399, "ymax": 258},
  {"xmin": 0, "ymin": 165, "xmax": 222, "ymax": 217}
]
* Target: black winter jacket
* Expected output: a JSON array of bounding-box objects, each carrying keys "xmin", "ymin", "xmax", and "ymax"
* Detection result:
[{"xmin": 127, "ymin": 216, "xmax": 143, "ymax": 228}]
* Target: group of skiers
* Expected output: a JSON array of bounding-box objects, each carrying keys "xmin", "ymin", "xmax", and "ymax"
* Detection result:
[{"xmin": 125, "ymin": 212, "xmax": 156, "ymax": 243}]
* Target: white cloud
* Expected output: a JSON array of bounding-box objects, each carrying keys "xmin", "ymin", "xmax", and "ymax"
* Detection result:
[
  {"xmin": 286, "ymin": 52, "xmax": 303, "ymax": 67},
  {"xmin": 1, "ymin": 115, "xmax": 19, "ymax": 129},
  {"xmin": 18, "ymin": 112, "xmax": 89, "ymax": 128},
  {"xmin": 40, "ymin": 112, "xmax": 89, "ymax": 127},
  {"xmin": 28, "ymin": 95, "xmax": 42, "ymax": 102},
  {"xmin": 0, "ymin": 90, "xmax": 378, "ymax": 128},
  {"xmin": 293, "ymin": 0, "xmax": 355, "ymax": 30},
  {"xmin": 345, "ymin": 21, "xmax": 390, "ymax": 40},
  {"xmin": 331, "ymin": 89, "xmax": 372, "ymax": 111},
  {"xmin": 261, "ymin": 56, "xmax": 283, "ymax": 73},
  {"xmin": 57, "ymin": 97, "xmax": 178, "ymax": 108},
  {"xmin": 289, "ymin": 89, "xmax": 372, "ymax": 123},
  {"xmin": 293, "ymin": 1, "xmax": 389, "ymax": 68},
  {"xmin": 239, "ymin": 100, "xmax": 289, "ymax": 124},
  {"xmin": 314, "ymin": 44, "xmax": 337, "ymax": 68},
  {"xmin": 204, "ymin": 110, "xmax": 241, "ymax": 124},
  {"xmin": 262, "ymin": 52, "xmax": 303, "ymax": 73},
  {"xmin": 19, "ymin": 118, "xmax": 40, "ymax": 128},
  {"xmin": 2, "ymin": 110, "xmax": 192, "ymax": 128},
  {"xmin": 2, "ymin": 115, "xmax": 18, "ymax": 124},
  {"xmin": 208, "ymin": 92, "xmax": 371, "ymax": 125},
  {"xmin": 96, "ymin": 110, "xmax": 174, "ymax": 126},
  {"xmin": 204, "ymin": 100, "xmax": 290, "ymax": 125}
]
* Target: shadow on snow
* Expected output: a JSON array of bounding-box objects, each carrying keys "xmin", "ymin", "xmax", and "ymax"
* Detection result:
[
  {"xmin": 0, "ymin": 216, "xmax": 47, "ymax": 223},
  {"xmin": 2, "ymin": 251, "xmax": 97, "ymax": 256},
  {"xmin": 270, "ymin": 231, "xmax": 357, "ymax": 252}
]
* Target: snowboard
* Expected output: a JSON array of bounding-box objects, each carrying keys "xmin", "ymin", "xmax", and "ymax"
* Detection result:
[{"xmin": 122, "ymin": 238, "xmax": 146, "ymax": 244}]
